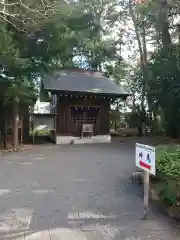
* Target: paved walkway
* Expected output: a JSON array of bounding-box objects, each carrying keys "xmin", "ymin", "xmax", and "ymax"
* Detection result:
[{"xmin": 0, "ymin": 141, "xmax": 179, "ymax": 239}]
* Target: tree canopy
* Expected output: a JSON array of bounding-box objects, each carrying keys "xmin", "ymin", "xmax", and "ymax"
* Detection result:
[{"xmin": 1, "ymin": 0, "xmax": 180, "ymax": 149}]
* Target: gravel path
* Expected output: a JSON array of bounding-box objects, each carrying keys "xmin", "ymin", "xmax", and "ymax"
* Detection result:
[{"xmin": 0, "ymin": 141, "xmax": 179, "ymax": 239}]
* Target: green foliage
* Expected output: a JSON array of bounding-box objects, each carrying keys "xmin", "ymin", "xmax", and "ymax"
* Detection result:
[
  {"xmin": 5, "ymin": 78, "xmax": 38, "ymax": 104},
  {"xmin": 124, "ymin": 0, "xmax": 180, "ymax": 136},
  {"xmin": 125, "ymin": 111, "xmax": 140, "ymax": 128},
  {"xmin": 131, "ymin": 42, "xmax": 180, "ymax": 136},
  {"xmin": 156, "ymin": 145, "xmax": 180, "ymax": 180},
  {"xmin": 105, "ymin": 60, "xmax": 129, "ymax": 84},
  {"xmin": 156, "ymin": 145, "xmax": 180, "ymax": 206},
  {"xmin": 109, "ymin": 109, "xmax": 121, "ymax": 129},
  {"xmin": 73, "ymin": 0, "xmax": 121, "ymax": 71},
  {"xmin": 148, "ymin": 45, "xmax": 180, "ymax": 137},
  {"xmin": 0, "ymin": 1, "xmax": 88, "ymax": 106},
  {"xmin": 157, "ymin": 180, "xmax": 179, "ymax": 206}
]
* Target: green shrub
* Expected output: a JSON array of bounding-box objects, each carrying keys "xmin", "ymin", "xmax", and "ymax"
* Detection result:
[
  {"xmin": 156, "ymin": 145, "xmax": 180, "ymax": 206},
  {"xmin": 156, "ymin": 145, "xmax": 180, "ymax": 180},
  {"xmin": 156, "ymin": 179, "xmax": 180, "ymax": 206}
]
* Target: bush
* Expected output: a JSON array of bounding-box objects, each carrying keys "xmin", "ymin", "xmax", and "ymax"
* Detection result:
[
  {"xmin": 156, "ymin": 145, "xmax": 180, "ymax": 180},
  {"xmin": 156, "ymin": 179, "xmax": 180, "ymax": 206},
  {"xmin": 156, "ymin": 145, "xmax": 180, "ymax": 206}
]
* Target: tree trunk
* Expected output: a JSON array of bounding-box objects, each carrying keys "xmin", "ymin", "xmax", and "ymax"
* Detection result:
[
  {"xmin": 3, "ymin": 118, "xmax": 7, "ymax": 149},
  {"xmin": 12, "ymin": 101, "xmax": 19, "ymax": 151},
  {"xmin": 158, "ymin": 0, "xmax": 172, "ymax": 48},
  {"xmin": 129, "ymin": 0, "xmax": 148, "ymax": 135}
]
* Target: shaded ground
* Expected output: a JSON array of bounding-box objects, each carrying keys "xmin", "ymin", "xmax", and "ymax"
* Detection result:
[{"xmin": 0, "ymin": 138, "xmax": 179, "ymax": 239}]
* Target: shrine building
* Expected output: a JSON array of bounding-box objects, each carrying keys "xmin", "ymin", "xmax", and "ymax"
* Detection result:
[{"xmin": 41, "ymin": 69, "xmax": 129, "ymax": 144}]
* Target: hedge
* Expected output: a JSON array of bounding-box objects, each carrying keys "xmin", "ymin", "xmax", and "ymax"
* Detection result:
[{"xmin": 156, "ymin": 144, "xmax": 180, "ymax": 206}]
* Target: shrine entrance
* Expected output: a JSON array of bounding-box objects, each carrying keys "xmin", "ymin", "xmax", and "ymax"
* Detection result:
[{"xmin": 70, "ymin": 106, "xmax": 100, "ymax": 137}]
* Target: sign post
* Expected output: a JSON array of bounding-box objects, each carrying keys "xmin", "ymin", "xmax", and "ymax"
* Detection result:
[
  {"xmin": 143, "ymin": 170, "xmax": 149, "ymax": 218},
  {"xmin": 135, "ymin": 143, "xmax": 156, "ymax": 219}
]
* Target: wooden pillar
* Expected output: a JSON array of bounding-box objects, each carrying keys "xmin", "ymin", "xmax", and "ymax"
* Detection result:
[
  {"xmin": 56, "ymin": 97, "xmax": 71, "ymax": 135},
  {"xmin": 67, "ymin": 106, "xmax": 72, "ymax": 135},
  {"xmin": 98, "ymin": 100, "xmax": 110, "ymax": 135}
]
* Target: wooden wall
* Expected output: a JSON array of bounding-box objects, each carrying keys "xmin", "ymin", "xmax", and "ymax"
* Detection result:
[
  {"xmin": 0, "ymin": 103, "xmax": 30, "ymax": 145},
  {"xmin": 56, "ymin": 96, "xmax": 110, "ymax": 136}
]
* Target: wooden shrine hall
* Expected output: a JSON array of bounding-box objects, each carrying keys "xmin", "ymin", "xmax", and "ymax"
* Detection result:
[{"xmin": 42, "ymin": 69, "xmax": 129, "ymax": 144}]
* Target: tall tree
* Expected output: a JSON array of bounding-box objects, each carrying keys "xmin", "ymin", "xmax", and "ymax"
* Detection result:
[
  {"xmin": 0, "ymin": 0, "xmax": 91, "ymax": 149},
  {"xmin": 73, "ymin": 0, "xmax": 120, "ymax": 71}
]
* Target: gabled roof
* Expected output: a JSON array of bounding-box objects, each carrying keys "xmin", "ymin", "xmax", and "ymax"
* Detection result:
[{"xmin": 42, "ymin": 70, "xmax": 129, "ymax": 97}]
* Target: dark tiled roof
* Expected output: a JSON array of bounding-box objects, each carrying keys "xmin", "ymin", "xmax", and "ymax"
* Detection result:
[{"xmin": 42, "ymin": 70, "xmax": 129, "ymax": 97}]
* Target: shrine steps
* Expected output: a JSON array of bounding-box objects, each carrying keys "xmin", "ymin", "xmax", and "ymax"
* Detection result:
[{"xmin": 56, "ymin": 135, "xmax": 111, "ymax": 145}]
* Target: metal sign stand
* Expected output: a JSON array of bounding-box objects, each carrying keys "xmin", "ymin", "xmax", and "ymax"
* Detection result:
[
  {"xmin": 143, "ymin": 170, "xmax": 149, "ymax": 219},
  {"xmin": 136, "ymin": 143, "xmax": 155, "ymax": 220}
]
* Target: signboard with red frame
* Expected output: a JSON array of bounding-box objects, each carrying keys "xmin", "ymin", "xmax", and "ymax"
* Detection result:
[{"xmin": 136, "ymin": 143, "xmax": 156, "ymax": 175}]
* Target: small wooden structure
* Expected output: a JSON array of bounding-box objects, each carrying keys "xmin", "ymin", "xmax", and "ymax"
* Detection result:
[
  {"xmin": 42, "ymin": 69, "xmax": 129, "ymax": 144},
  {"xmin": 31, "ymin": 113, "xmax": 56, "ymax": 144}
]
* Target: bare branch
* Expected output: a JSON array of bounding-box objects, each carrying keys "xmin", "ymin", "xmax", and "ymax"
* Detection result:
[
  {"xmin": 0, "ymin": 13, "xmax": 28, "ymax": 35},
  {"xmin": 0, "ymin": 0, "xmax": 55, "ymax": 18},
  {"xmin": 40, "ymin": 0, "xmax": 46, "ymax": 9},
  {"xmin": 0, "ymin": 10, "xmax": 19, "ymax": 17},
  {"xmin": 19, "ymin": 0, "xmax": 45, "ymax": 17},
  {"xmin": 0, "ymin": 1, "xmax": 19, "ymax": 6},
  {"xmin": 0, "ymin": 0, "xmax": 57, "ymax": 32}
]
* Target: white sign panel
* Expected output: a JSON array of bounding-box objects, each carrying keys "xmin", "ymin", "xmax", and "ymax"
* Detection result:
[
  {"xmin": 82, "ymin": 124, "xmax": 93, "ymax": 133},
  {"xmin": 136, "ymin": 143, "xmax": 156, "ymax": 175},
  {"xmin": 34, "ymin": 115, "xmax": 55, "ymax": 131}
]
